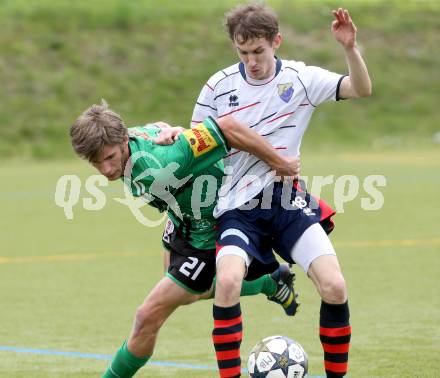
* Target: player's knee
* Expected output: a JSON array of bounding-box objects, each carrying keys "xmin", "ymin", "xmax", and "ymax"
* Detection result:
[
  {"xmin": 181, "ymin": 293, "xmax": 204, "ymax": 306},
  {"xmin": 133, "ymin": 304, "xmax": 162, "ymax": 335},
  {"xmin": 319, "ymin": 275, "xmax": 347, "ymax": 304},
  {"xmin": 216, "ymin": 269, "xmax": 243, "ymax": 298}
]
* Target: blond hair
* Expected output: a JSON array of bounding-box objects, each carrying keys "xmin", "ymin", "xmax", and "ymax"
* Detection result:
[{"xmin": 70, "ymin": 100, "xmax": 128, "ymax": 161}]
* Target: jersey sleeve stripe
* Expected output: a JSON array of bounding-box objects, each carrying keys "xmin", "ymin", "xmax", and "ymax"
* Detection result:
[
  {"xmin": 237, "ymin": 168, "xmax": 272, "ymax": 192},
  {"xmin": 285, "ymin": 66, "xmax": 299, "ymax": 74},
  {"xmin": 196, "ymin": 102, "xmax": 217, "ymax": 111},
  {"xmin": 336, "ymin": 75, "xmax": 348, "ymax": 101},
  {"xmin": 297, "ymin": 75, "xmax": 317, "ymax": 107},
  {"xmin": 213, "ymin": 71, "xmax": 240, "ymax": 90},
  {"xmin": 228, "ymin": 159, "xmax": 263, "ymax": 191},
  {"xmin": 249, "ymin": 112, "xmax": 277, "ymax": 128},
  {"xmin": 261, "ymin": 125, "xmax": 296, "ymax": 137},
  {"xmin": 218, "ymin": 101, "xmax": 260, "ymax": 118},
  {"xmin": 266, "ymin": 111, "xmax": 295, "ymax": 124},
  {"xmin": 225, "ymin": 149, "xmax": 244, "ymax": 159},
  {"xmin": 214, "ymin": 89, "xmax": 237, "ymax": 101}
]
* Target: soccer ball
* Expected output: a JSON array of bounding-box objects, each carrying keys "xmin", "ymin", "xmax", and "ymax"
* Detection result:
[{"xmin": 247, "ymin": 335, "xmax": 308, "ymax": 378}]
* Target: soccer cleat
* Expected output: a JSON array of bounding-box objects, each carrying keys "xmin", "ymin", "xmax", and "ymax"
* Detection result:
[{"xmin": 268, "ymin": 264, "xmax": 300, "ymax": 316}]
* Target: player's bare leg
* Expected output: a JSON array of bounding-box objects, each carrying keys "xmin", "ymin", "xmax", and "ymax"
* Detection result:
[
  {"xmin": 127, "ymin": 276, "xmax": 200, "ymax": 357},
  {"xmin": 308, "ymin": 254, "xmax": 347, "ymax": 304},
  {"xmin": 102, "ymin": 277, "xmax": 199, "ymax": 378},
  {"xmin": 308, "ymin": 254, "xmax": 351, "ymax": 378},
  {"xmin": 215, "ymin": 254, "xmax": 246, "ymax": 306}
]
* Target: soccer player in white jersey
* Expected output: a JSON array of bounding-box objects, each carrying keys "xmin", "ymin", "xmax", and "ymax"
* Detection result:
[{"xmin": 191, "ymin": 4, "xmax": 372, "ymax": 378}]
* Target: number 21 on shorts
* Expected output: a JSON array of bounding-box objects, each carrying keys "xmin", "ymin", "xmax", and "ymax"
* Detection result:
[{"xmin": 179, "ymin": 257, "xmax": 206, "ymax": 281}]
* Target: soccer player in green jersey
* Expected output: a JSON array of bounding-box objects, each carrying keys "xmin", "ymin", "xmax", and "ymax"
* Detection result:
[{"xmin": 70, "ymin": 101, "xmax": 301, "ymax": 378}]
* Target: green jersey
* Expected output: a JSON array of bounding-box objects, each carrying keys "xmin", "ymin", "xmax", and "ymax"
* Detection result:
[{"xmin": 125, "ymin": 117, "xmax": 229, "ymax": 249}]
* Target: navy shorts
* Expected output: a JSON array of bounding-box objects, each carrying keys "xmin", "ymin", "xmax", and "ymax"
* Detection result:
[{"xmin": 216, "ymin": 180, "xmax": 335, "ymax": 267}]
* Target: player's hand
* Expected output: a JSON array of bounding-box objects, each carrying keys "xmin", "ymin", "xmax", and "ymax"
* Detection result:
[
  {"xmin": 273, "ymin": 155, "xmax": 301, "ymax": 179},
  {"xmin": 152, "ymin": 126, "xmax": 185, "ymax": 145},
  {"xmin": 331, "ymin": 8, "xmax": 357, "ymax": 49},
  {"xmin": 154, "ymin": 121, "xmax": 173, "ymax": 129}
]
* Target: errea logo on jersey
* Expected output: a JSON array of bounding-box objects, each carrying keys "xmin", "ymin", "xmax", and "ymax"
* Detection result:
[
  {"xmin": 229, "ymin": 94, "xmax": 239, "ymax": 107},
  {"xmin": 183, "ymin": 124, "xmax": 218, "ymax": 157}
]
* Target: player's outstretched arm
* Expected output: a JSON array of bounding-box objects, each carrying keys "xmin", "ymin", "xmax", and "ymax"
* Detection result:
[
  {"xmin": 332, "ymin": 8, "xmax": 372, "ymax": 99},
  {"xmin": 217, "ymin": 116, "xmax": 300, "ymax": 177}
]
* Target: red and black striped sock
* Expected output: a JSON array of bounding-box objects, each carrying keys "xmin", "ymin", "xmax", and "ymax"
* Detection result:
[
  {"xmin": 319, "ymin": 301, "xmax": 351, "ymax": 378},
  {"xmin": 212, "ymin": 303, "xmax": 242, "ymax": 378}
]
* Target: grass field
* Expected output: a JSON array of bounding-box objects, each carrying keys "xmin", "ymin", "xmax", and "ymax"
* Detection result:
[
  {"xmin": 1, "ymin": 149, "xmax": 439, "ymax": 377},
  {"xmin": 1, "ymin": 0, "xmax": 439, "ymax": 158},
  {"xmin": 1, "ymin": 0, "xmax": 439, "ymax": 377}
]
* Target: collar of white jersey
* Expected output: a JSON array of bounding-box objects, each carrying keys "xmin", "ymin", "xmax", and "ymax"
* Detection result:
[{"xmin": 239, "ymin": 57, "xmax": 282, "ymax": 86}]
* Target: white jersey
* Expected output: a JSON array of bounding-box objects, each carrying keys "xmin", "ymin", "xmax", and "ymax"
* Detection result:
[{"xmin": 191, "ymin": 58, "xmax": 344, "ymax": 217}]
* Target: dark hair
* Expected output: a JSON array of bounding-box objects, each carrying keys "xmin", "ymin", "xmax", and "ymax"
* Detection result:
[
  {"xmin": 225, "ymin": 3, "xmax": 279, "ymax": 44},
  {"xmin": 70, "ymin": 100, "xmax": 127, "ymax": 162}
]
